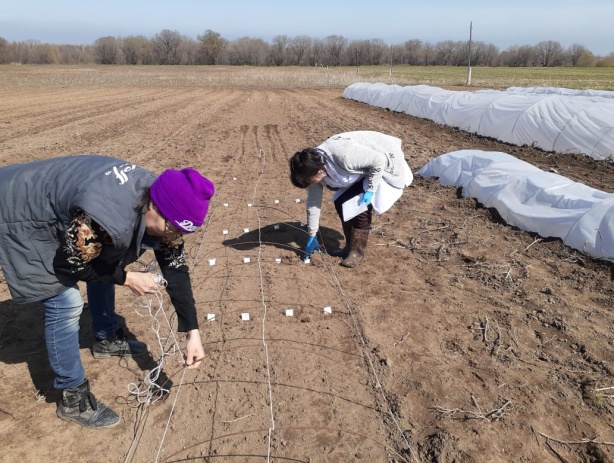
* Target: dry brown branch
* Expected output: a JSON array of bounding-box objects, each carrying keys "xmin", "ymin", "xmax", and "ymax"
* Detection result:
[
  {"xmin": 490, "ymin": 320, "xmax": 502, "ymax": 356},
  {"xmin": 510, "ymin": 326, "xmax": 521, "ymax": 351},
  {"xmin": 525, "ymin": 237, "xmax": 543, "ymax": 251},
  {"xmin": 221, "ymin": 414, "xmax": 254, "ymax": 423},
  {"xmin": 374, "ymin": 243, "xmax": 407, "ymax": 249},
  {"xmin": 595, "ymin": 386, "xmax": 614, "ymax": 392},
  {"xmin": 436, "ymin": 243, "xmax": 447, "ymax": 262},
  {"xmin": 545, "ymin": 440, "xmax": 572, "ymax": 463},
  {"xmin": 481, "ymin": 317, "xmax": 489, "ymax": 344},
  {"xmin": 389, "ymin": 331, "xmax": 411, "ymax": 349},
  {"xmin": 536, "ymin": 430, "xmax": 614, "ymax": 446},
  {"xmin": 433, "ymin": 398, "xmax": 511, "ymax": 421}
]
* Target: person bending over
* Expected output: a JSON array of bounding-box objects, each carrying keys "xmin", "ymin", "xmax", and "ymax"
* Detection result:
[
  {"xmin": 0, "ymin": 155, "xmax": 214, "ymax": 428},
  {"xmin": 289, "ymin": 131, "xmax": 413, "ymax": 268}
]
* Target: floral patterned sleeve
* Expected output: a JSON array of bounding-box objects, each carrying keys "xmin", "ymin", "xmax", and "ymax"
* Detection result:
[
  {"xmin": 155, "ymin": 238, "xmax": 199, "ymax": 332},
  {"xmin": 54, "ymin": 211, "xmax": 125, "ymax": 284}
]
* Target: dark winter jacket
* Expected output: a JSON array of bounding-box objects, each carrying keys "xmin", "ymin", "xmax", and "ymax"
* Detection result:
[{"xmin": 0, "ymin": 155, "xmax": 156, "ymax": 302}]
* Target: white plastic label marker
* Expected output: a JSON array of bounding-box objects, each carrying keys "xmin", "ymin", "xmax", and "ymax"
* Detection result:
[
  {"xmin": 209, "ymin": 258, "xmax": 216, "ymax": 266},
  {"xmin": 241, "ymin": 313, "xmax": 250, "ymax": 321},
  {"xmin": 304, "ymin": 257, "xmax": 310, "ymax": 264},
  {"xmin": 223, "ymin": 203, "xmax": 228, "ymax": 207},
  {"xmin": 233, "ymin": 177, "xmax": 237, "ymax": 181},
  {"xmin": 295, "ymin": 198, "xmax": 301, "ymax": 203},
  {"xmin": 222, "ymin": 229, "xmax": 229, "ymax": 235},
  {"xmin": 207, "ymin": 313, "xmax": 216, "ymax": 321},
  {"xmin": 285, "ymin": 309, "xmax": 294, "ymax": 317},
  {"xmin": 274, "ymin": 199, "xmax": 280, "ymax": 204},
  {"xmin": 243, "ymin": 257, "xmax": 251, "ymax": 263},
  {"xmin": 323, "ymin": 306, "xmax": 332, "ymax": 314},
  {"xmin": 247, "ymin": 203, "xmax": 252, "ymax": 207},
  {"xmin": 273, "ymin": 224, "xmax": 280, "ymax": 230},
  {"xmin": 243, "ymin": 228, "xmax": 249, "ymax": 233},
  {"xmin": 275, "ymin": 258, "xmax": 282, "ymax": 264}
]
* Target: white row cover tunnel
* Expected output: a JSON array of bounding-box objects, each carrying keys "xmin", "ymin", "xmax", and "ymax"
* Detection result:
[
  {"xmin": 417, "ymin": 150, "xmax": 614, "ymax": 262},
  {"xmin": 342, "ymin": 83, "xmax": 614, "ymax": 160}
]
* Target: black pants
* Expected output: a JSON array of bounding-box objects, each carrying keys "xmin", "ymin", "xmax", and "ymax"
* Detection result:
[{"xmin": 333, "ymin": 180, "xmax": 372, "ymax": 230}]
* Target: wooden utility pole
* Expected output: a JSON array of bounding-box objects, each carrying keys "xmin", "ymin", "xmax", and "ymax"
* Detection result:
[{"xmin": 466, "ymin": 21, "xmax": 473, "ymax": 86}]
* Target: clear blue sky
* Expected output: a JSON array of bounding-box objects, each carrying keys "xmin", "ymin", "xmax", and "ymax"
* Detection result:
[{"xmin": 1, "ymin": 0, "xmax": 612, "ymax": 56}]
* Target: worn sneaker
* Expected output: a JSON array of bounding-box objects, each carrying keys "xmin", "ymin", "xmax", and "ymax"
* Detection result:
[
  {"xmin": 56, "ymin": 379, "xmax": 119, "ymax": 428},
  {"xmin": 92, "ymin": 328, "xmax": 148, "ymax": 359}
]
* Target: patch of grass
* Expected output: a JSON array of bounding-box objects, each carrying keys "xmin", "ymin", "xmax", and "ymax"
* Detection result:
[{"xmin": 0, "ymin": 64, "xmax": 611, "ymax": 90}]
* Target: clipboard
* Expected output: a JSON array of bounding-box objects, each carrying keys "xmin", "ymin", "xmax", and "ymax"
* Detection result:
[{"xmin": 341, "ymin": 194, "xmax": 369, "ymax": 221}]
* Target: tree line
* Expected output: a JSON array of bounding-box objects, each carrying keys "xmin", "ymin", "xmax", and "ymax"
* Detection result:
[{"xmin": 0, "ymin": 29, "xmax": 612, "ymax": 67}]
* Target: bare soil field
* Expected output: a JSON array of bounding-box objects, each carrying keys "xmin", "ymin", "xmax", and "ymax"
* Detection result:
[{"xmin": 0, "ymin": 67, "xmax": 612, "ymax": 463}]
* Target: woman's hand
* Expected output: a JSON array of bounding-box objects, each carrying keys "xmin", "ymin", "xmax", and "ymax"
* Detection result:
[
  {"xmin": 124, "ymin": 271, "xmax": 161, "ymax": 295},
  {"xmin": 184, "ymin": 329, "xmax": 205, "ymax": 369}
]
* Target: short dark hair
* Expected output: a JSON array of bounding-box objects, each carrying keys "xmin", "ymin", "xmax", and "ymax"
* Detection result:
[{"xmin": 289, "ymin": 148, "xmax": 326, "ymax": 188}]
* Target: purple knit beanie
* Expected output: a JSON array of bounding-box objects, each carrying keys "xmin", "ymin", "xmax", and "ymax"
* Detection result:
[{"xmin": 150, "ymin": 168, "xmax": 215, "ymax": 233}]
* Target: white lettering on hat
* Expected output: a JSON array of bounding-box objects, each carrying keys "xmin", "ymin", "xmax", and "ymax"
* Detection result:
[{"xmin": 176, "ymin": 219, "xmax": 198, "ymax": 232}]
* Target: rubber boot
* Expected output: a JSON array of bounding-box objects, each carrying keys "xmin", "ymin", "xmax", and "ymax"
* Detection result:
[
  {"xmin": 340, "ymin": 228, "xmax": 370, "ymax": 268},
  {"xmin": 329, "ymin": 221, "xmax": 353, "ymax": 258},
  {"xmin": 56, "ymin": 379, "xmax": 120, "ymax": 428}
]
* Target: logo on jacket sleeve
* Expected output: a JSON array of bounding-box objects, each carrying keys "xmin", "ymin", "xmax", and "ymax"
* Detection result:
[{"xmin": 105, "ymin": 163, "xmax": 137, "ymax": 185}]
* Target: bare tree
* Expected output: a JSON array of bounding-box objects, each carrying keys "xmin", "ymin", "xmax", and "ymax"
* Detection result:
[
  {"xmin": 423, "ymin": 42, "xmax": 434, "ymax": 65},
  {"xmin": 57, "ymin": 44, "xmax": 92, "ymax": 64},
  {"xmin": 120, "ymin": 35, "xmax": 153, "ymax": 64},
  {"xmin": 152, "ymin": 29, "xmax": 183, "ymax": 65},
  {"xmin": 0, "ymin": 30, "xmax": 610, "ymax": 68},
  {"xmin": 567, "ymin": 44, "xmax": 594, "ymax": 66},
  {"xmin": 347, "ymin": 39, "xmax": 386, "ymax": 65},
  {"xmin": 226, "ymin": 37, "xmax": 269, "ymax": 65},
  {"xmin": 33, "ymin": 44, "xmax": 59, "ymax": 64},
  {"xmin": 197, "ymin": 30, "xmax": 226, "ymax": 65},
  {"xmin": 288, "ymin": 35, "xmax": 312, "ymax": 66},
  {"xmin": 0, "ymin": 37, "xmax": 8, "ymax": 64},
  {"xmin": 453, "ymin": 40, "xmax": 470, "ymax": 66},
  {"xmin": 324, "ymin": 35, "xmax": 347, "ymax": 66},
  {"xmin": 535, "ymin": 40, "xmax": 564, "ymax": 67},
  {"xmin": 517, "ymin": 45, "xmax": 537, "ymax": 67},
  {"xmin": 177, "ymin": 38, "xmax": 199, "ymax": 64},
  {"xmin": 482, "ymin": 43, "xmax": 500, "ymax": 66},
  {"xmin": 348, "ymin": 41, "xmax": 364, "ymax": 66},
  {"xmin": 367, "ymin": 38, "xmax": 387, "ymax": 65},
  {"xmin": 402, "ymin": 39, "xmax": 424, "ymax": 65},
  {"xmin": 500, "ymin": 45, "xmax": 537, "ymax": 67},
  {"xmin": 94, "ymin": 36, "xmax": 123, "ymax": 64},
  {"xmin": 433, "ymin": 40, "xmax": 458, "ymax": 65},
  {"xmin": 389, "ymin": 44, "xmax": 401, "ymax": 65},
  {"xmin": 270, "ymin": 35, "xmax": 289, "ymax": 65},
  {"xmin": 307, "ymin": 38, "xmax": 325, "ymax": 66}
]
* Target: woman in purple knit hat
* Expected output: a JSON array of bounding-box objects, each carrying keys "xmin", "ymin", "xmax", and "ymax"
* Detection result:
[{"xmin": 0, "ymin": 155, "xmax": 215, "ymax": 429}]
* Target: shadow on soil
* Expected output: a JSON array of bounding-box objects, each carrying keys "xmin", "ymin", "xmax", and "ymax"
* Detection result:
[
  {"xmin": 221, "ymin": 221, "xmax": 344, "ymax": 258},
  {"xmin": 0, "ymin": 299, "xmax": 170, "ymax": 404}
]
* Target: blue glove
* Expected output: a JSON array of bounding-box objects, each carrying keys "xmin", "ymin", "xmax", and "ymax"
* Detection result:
[
  {"xmin": 304, "ymin": 235, "xmax": 321, "ymax": 257},
  {"xmin": 359, "ymin": 191, "xmax": 374, "ymax": 206}
]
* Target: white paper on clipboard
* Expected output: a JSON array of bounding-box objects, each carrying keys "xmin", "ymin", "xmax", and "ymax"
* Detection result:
[{"xmin": 342, "ymin": 194, "xmax": 368, "ymax": 222}]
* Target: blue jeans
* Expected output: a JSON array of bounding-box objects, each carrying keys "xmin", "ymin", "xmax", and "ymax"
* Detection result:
[{"xmin": 43, "ymin": 281, "xmax": 117, "ymax": 390}]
